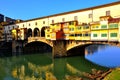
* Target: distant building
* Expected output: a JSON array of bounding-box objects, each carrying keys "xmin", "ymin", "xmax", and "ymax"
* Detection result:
[
  {"xmin": 5, "ymin": 17, "xmax": 16, "ymax": 24},
  {"xmin": 0, "ymin": 14, "xmax": 4, "ymax": 23}
]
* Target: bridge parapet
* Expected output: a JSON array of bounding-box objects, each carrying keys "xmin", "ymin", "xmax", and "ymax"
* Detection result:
[
  {"xmin": 66, "ymin": 41, "xmax": 92, "ymax": 51},
  {"xmin": 28, "ymin": 37, "xmax": 53, "ymax": 47},
  {"xmin": 66, "ymin": 41, "xmax": 120, "ymax": 51}
]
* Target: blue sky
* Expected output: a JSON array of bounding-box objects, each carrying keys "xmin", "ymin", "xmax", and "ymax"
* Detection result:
[{"xmin": 0, "ymin": 0, "xmax": 118, "ymax": 20}]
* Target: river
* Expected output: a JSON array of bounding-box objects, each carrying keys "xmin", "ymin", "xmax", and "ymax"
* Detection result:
[{"xmin": 0, "ymin": 44, "xmax": 120, "ymax": 80}]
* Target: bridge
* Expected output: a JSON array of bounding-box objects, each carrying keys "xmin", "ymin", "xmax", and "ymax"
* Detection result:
[
  {"xmin": 16, "ymin": 36, "xmax": 120, "ymax": 58},
  {"xmin": 7, "ymin": 1, "xmax": 120, "ymax": 58}
]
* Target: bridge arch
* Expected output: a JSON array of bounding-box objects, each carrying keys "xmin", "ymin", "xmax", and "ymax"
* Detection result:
[
  {"xmin": 24, "ymin": 41, "xmax": 52, "ymax": 54},
  {"xmin": 27, "ymin": 28, "xmax": 32, "ymax": 37},
  {"xmin": 34, "ymin": 28, "xmax": 40, "ymax": 37},
  {"xmin": 66, "ymin": 41, "xmax": 120, "ymax": 56}
]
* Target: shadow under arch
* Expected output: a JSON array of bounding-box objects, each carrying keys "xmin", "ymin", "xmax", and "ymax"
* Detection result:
[
  {"xmin": 27, "ymin": 28, "xmax": 32, "ymax": 37},
  {"xmin": 23, "ymin": 41, "xmax": 52, "ymax": 54},
  {"xmin": 34, "ymin": 28, "xmax": 40, "ymax": 37}
]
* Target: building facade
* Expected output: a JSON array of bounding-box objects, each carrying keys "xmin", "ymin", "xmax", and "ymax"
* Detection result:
[{"xmin": 3, "ymin": 1, "xmax": 120, "ymax": 42}]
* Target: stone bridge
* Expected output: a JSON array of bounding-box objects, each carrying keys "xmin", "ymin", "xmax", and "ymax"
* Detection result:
[
  {"xmin": 27, "ymin": 37, "xmax": 53, "ymax": 47},
  {"xmin": 25, "ymin": 37, "xmax": 120, "ymax": 58}
]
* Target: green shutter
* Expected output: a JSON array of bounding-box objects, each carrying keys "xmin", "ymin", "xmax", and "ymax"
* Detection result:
[
  {"xmin": 109, "ymin": 23, "xmax": 118, "ymax": 28},
  {"xmin": 110, "ymin": 33, "xmax": 117, "ymax": 37},
  {"xmin": 101, "ymin": 25, "xmax": 107, "ymax": 29},
  {"xmin": 101, "ymin": 34, "xmax": 107, "ymax": 37},
  {"xmin": 93, "ymin": 34, "xmax": 97, "ymax": 37}
]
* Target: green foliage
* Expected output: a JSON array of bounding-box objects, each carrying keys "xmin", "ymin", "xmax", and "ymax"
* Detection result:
[{"xmin": 104, "ymin": 68, "xmax": 120, "ymax": 80}]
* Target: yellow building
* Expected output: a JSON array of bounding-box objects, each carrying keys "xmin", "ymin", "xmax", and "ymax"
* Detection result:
[{"xmin": 108, "ymin": 18, "xmax": 120, "ymax": 41}]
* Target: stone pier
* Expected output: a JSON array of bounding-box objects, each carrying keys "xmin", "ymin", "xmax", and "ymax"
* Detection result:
[{"xmin": 52, "ymin": 40, "xmax": 67, "ymax": 58}]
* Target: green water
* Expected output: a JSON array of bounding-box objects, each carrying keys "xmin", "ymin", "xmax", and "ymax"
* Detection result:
[{"xmin": 0, "ymin": 53, "xmax": 108, "ymax": 80}]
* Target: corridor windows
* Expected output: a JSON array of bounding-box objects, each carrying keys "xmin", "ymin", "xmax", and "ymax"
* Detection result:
[
  {"xmin": 62, "ymin": 18, "xmax": 65, "ymax": 22},
  {"xmin": 23, "ymin": 24, "xmax": 24, "ymax": 27},
  {"xmin": 106, "ymin": 10, "xmax": 110, "ymax": 16},
  {"xmin": 52, "ymin": 20, "xmax": 54, "ymax": 24},
  {"xmin": 35, "ymin": 22, "xmax": 37, "ymax": 25},
  {"xmin": 88, "ymin": 13, "xmax": 92, "ymax": 18},
  {"xmin": 43, "ymin": 21, "xmax": 45, "ymax": 24},
  {"xmin": 29, "ymin": 23, "xmax": 31, "ymax": 26},
  {"xmin": 74, "ymin": 16, "xmax": 78, "ymax": 20}
]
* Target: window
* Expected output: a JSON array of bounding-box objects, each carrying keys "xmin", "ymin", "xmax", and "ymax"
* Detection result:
[
  {"xmin": 106, "ymin": 10, "xmax": 110, "ymax": 16},
  {"xmin": 43, "ymin": 21, "xmax": 45, "ymax": 24},
  {"xmin": 8, "ymin": 26, "xmax": 10, "ymax": 29},
  {"xmin": 69, "ymin": 22, "xmax": 74, "ymax": 25},
  {"xmin": 89, "ymin": 13, "xmax": 92, "ymax": 18},
  {"xmin": 70, "ymin": 28, "xmax": 74, "ymax": 31},
  {"xmin": 77, "ymin": 26, "xmax": 81, "ymax": 30},
  {"xmin": 101, "ymin": 25, "xmax": 107, "ymax": 29},
  {"xmin": 35, "ymin": 22, "xmax": 37, "ymax": 25},
  {"xmin": 62, "ymin": 18, "xmax": 65, "ymax": 22},
  {"xmin": 13, "ymin": 26, "xmax": 14, "ymax": 29},
  {"xmin": 93, "ymin": 34, "xmax": 97, "ymax": 37},
  {"xmin": 52, "ymin": 20, "xmax": 54, "ymax": 24},
  {"xmin": 109, "ymin": 23, "xmax": 118, "ymax": 28},
  {"xmin": 70, "ymin": 34, "xmax": 74, "ymax": 36},
  {"xmin": 47, "ymin": 35, "xmax": 50, "ymax": 37},
  {"xmin": 84, "ymin": 33, "xmax": 89, "ymax": 36},
  {"xmin": 74, "ymin": 16, "xmax": 78, "ymax": 20},
  {"xmin": 110, "ymin": 33, "xmax": 117, "ymax": 37},
  {"xmin": 23, "ymin": 24, "xmax": 24, "ymax": 27},
  {"xmin": 83, "ymin": 25, "xmax": 89, "ymax": 29},
  {"xmin": 29, "ymin": 23, "xmax": 31, "ymax": 26},
  {"xmin": 101, "ymin": 34, "xmax": 107, "ymax": 37},
  {"xmin": 77, "ymin": 34, "xmax": 82, "ymax": 36}
]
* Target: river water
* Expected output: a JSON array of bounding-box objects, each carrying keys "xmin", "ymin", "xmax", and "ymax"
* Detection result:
[{"xmin": 0, "ymin": 44, "xmax": 120, "ymax": 80}]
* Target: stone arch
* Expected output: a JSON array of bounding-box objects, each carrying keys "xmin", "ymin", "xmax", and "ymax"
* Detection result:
[
  {"xmin": 23, "ymin": 41, "xmax": 52, "ymax": 54},
  {"xmin": 66, "ymin": 41, "xmax": 120, "ymax": 56},
  {"xmin": 27, "ymin": 28, "xmax": 32, "ymax": 37},
  {"xmin": 41, "ymin": 27, "xmax": 46, "ymax": 37},
  {"xmin": 34, "ymin": 28, "xmax": 40, "ymax": 37}
]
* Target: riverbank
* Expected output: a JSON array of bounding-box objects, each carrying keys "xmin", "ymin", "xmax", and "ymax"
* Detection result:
[
  {"xmin": 64, "ymin": 67, "xmax": 120, "ymax": 80},
  {"xmin": 104, "ymin": 67, "xmax": 120, "ymax": 80}
]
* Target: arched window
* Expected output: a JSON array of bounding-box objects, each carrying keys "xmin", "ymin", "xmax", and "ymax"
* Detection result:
[
  {"xmin": 27, "ymin": 28, "xmax": 32, "ymax": 37},
  {"xmin": 34, "ymin": 28, "xmax": 40, "ymax": 37},
  {"xmin": 41, "ymin": 27, "xmax": 46, "ymax": 37}
]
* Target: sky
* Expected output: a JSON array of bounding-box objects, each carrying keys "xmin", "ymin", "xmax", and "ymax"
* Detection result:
[{"xmin": 0, "ymin": 0, "xmax": 119, "ymax": 20}]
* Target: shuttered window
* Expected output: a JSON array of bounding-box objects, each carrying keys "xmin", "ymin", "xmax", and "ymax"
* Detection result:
[
  {"xmin": 93, "ymin": 34, "xmax": 97, "ymax": 37},
  {"xmin": 101, "ymin": 34, "xmax": 107, "ymax": 37},
  {"xmin": 110, "ymin": 33, "xmax": 117, "ymax": 37}
]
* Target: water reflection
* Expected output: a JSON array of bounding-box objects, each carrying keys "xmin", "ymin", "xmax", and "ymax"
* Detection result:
[
  {"xmin": 0, "ymin": 53, "xmax": 108, "ymax": 80},
  {"xmin": 85, "ymin": 44, "xmax": 120, "ymax": 68}
]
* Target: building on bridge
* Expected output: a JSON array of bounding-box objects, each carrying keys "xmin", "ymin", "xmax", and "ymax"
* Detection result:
[{"xmin": 3, "ymin": 1, "xmax": 120, "ymax": 42}]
